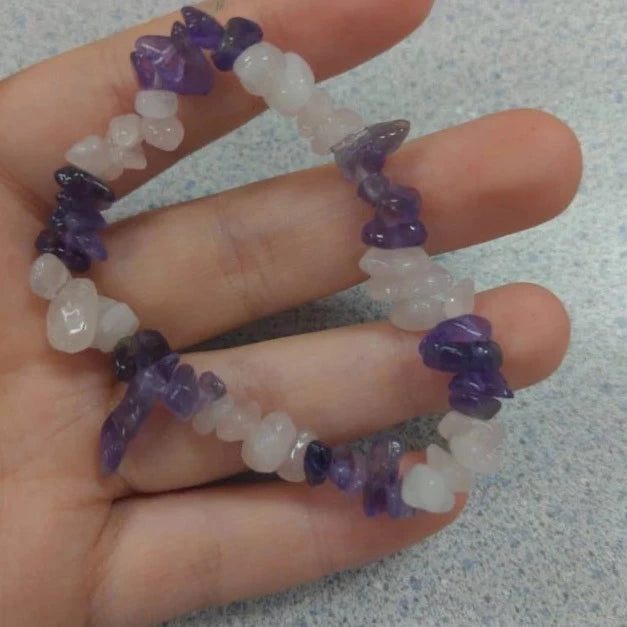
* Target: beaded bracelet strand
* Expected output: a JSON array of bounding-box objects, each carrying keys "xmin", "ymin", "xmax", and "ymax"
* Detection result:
[{"xmin": 28, "ymin": 7, "xmax": 512, "ymax": 518}]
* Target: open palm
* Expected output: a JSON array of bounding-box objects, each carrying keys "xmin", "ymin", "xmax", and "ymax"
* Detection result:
[{"xmin": 0, "ymin": 1, "xmax": 579, "ymax": 624}]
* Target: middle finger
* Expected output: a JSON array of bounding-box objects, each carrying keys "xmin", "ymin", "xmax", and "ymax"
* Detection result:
[{"xmin": 91, "ymin": 108, "xmax": 581, "ymax": 347}]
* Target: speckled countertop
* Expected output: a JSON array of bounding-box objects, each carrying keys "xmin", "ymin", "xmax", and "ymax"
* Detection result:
[{"xmin": 2, "ymin": 1, "xmax": 626, "ymax": 625}]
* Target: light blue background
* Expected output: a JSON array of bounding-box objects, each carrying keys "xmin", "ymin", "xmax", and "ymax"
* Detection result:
[{"xmin": 2, "ymin": 1, "xmax": 625, "ymax": 625}]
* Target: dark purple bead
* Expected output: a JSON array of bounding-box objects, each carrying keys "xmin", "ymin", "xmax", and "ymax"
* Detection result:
[
  {"xmin": 132, "ymin": 23, "xmax": 213, "ymax": 95},
  {"xmin": 49, "ymin": 204, "xmax": 106, "ymax": 232},
  {"xmin": 181, "ymin": 6, "xmax": 224, "ymax": 50},
  {"xmin": 449, "ymin": 391, "xmax": 502, "ymax": 420},
  {"xmin": 163, "ymin": 364, "xmax": 200, "ymax": 420},
  {"xmin": 362, "ymin": 218, "xmax": 427, "ymax": 249},
  {"xmin": 134, "ymin": 330, "xmax": 172, "ymax": 371},
  {"xmin": 363, "ymin": 482, "xmax": 388, "ymax": 517},
  {"xmin": 357, "ymin": 173, "xmax": 390, "ymax": 205},
  {"xmin": 113, "ymin": 330, "xmax": 172, "ymax": 382},
  {"xmin": 375, "ymin": 185, "xmax": 421, "ymax": 227},
  {"xmin": 109, "ymin": 378, "xmax": 155, "ymax": 440},
  {"xmin": 420, "ymin": 340, "xmax": 503, "ymax": 373},
  {"xmin": 54, "ymin": 166, "xmax": 115, "ymax": 206},
  {"xmin": 212, "ymin": 17, "xmax": 263, "ymax": 71},
  {"xmin": 420, "ymin": 314, "xmax": 492, "ymax": 347},
  {"xmin": 198, "ymin": 371, "xmax": 227, "ymax": 405},
  {"xmin": 35, "ymin": 229, "xmax": 91, "ymax": 273},
  {"xmin": 333, "ymin": 120, "xmax": 410, "ymax": 181},
  {"xmin": 304, "ymin": 440, "xmax": 333, "ymax": 486},
  {"xmin": 449, "ymin": 370, "xmax": 514, "ymax": 399},
  {"xmin": 329, "ymin": 445, "xmax": 367, "ymax": 493},
  {"xmin": 114, "ymin": 336, "xmax": 138, "ymax": 382},
  {"xmin": 69, "ymin": 231, "xmax": 108, "ymax": 262},
  {"xmin": 100, "ymin": 418, "xmax": 127, "ymax": 476}
]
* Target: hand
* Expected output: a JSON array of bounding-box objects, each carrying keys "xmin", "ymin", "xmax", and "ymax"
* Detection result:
[{"xmin": 0, "ymin": 0, "xmax": 579, "ymax": 624}]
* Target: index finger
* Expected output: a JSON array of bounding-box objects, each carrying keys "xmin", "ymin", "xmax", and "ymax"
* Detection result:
[{"xmin": 0, "ymin": 0, "xmax": 434, "ymax": 216}]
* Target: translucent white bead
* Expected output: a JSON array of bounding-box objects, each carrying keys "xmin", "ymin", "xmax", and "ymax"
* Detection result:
[
  {"xmin": 107, "ymin": 114, "xmax": 143, "ymax": 149},
  {"xmin": 401, "ymin": 464, "xmax": 455, "ymax": 513},
  {"xmin": 402, "ymin": 263, "xmax": 453, "ymax": 298},
  {"xmin": 443, "ymin": 278, "xmax": 475, "ymax": 319},
  {"xmin": 389, "ymin": 297, "xmax": 445, "ymax": 331},
  {"xmin": 438, "ymin": 410, "xmax": 475, "ymax": 440},
  {"xmin": 141, "ymin": 116, "xmax": 185, "ymax": 151},
  {"xmin": 359, "ymin": 247, "xmax": 429, "ymax": 278},
  {"xmin": 277, "ymin": 429, "xmax": 318, "ymax": 482},
  {"xmin": 265, "ymin": 52, "xmax": 315, "ymax": 116},
  {"xmin": 135, "ymin": 90, "xmax": 178, "ymax": 119},
  {"xmin": 364, "ymin": 277, "xmax": 404, "ymax": 302},
  {"xmin": 297, "ymin": 88, "xmax": 333, "ymax": 137},
  {"xmin": 91, "ymin": 296, "xmax": 140, "ymax": 353},
  {"xmin": 449, "ymin": 421, "xmax": 504, "ymax": 474},
  {"xmin": 310, "ymin": 108, "xmax": 365, "ymax": 155},
  {"xmin": 215, "ymin": 401, "xmax": 262, "ymax": 442},
  {"xmin": 101, "ymin": 159, "xmax": 125, "ymax": 182},
  {"xmin": 112, "ymin": 145, "xmax": 147, "ymax": 170},
  {"xmin": 191, "ymin": 405, "xmax": 218, "ymax": 436},
  {"xmin": 233, "ymin": 42, "xmax": 285, "ymax": 97},
  {"xmin": 193, "ymin": 394, "xmax": 235, "ymax": 436},
  {"xmin": 29, "ymin": 254, "xmax": 70, "ymax": 300},
  {"xmin": 426, "ymin": 444, "xmax": 474, "ymax": 493},
  {"xmin": 241, "ymin": 411, "xmax": 297, "ymax": 473},
  {"xmin": 46, "ymin": 278, "xmax": 99, "ymax": 354},
  {"xmin": 65, "ymin": 135, "xmax": 114, "ymax": 179}
]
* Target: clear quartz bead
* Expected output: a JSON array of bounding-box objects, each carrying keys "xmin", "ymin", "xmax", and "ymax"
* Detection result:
[
  {"xmin": 233, "ymin": 42, "xmax": 285, "ymax": 97},
  {"xmin": 141, "ymin": 116, "xmax": 185, "ymax": 151},
  {"xmin": 389, "ymin": 297, "xmax": 445, "ymax": 331},
  {"xmin": 310, "ymin": 108, "xmax": 365, "ymax": 156},
  {"xmin": 91, "ymin": 296, "xmax": 140, "ymax": 353},
  {"xmin": 277, "ymin": 429, "xmax": 318, "ymax": 482},
  {"xmin": 215, "ymin": 401, "xmax": 262, "ymax": 442},
  {"xmin": 111, "ymin": 144, "xmax": 147, "ymax": 170},
  {"xmin": 65, "ymin": 135, "xmax": 115, "ymax": 179},
  {"xmin": 296, "ymin": 88, "xmax": 333, "ymax": 137},
  {"xmin": 135, "ymin": 90, "xmax": 179, "ymax": 119},
  {"xmin": 193, "ymin": 394, "xmax": 235, "ymax": 435},
  {"xmin": 29, "ymin": 254, "xmax": 71, "ymax": 300},
  {"xmin": 107, "ymin": 114, "xmax": 143, "ymax": 149},
  {"xmin": 443, "ymin": 278, "xmax": 475, "ymax": 318},
  {"xmin": 46, "ymin": 278, "xmax": 99, "ymax": 353},
  {"xmin": 241, "ymin": 411, "xmax": 298, "ymax": 473},
  {"xmin": 401, "ymin": 464, "xmax": 455, "ymax": 513},
  {"xmin": 359, "ymin": 247, "xmax": 429, "ymax": 278},
  {"xmin": 438, "ymin": 410, "xmax": 475, "ymax": 440},
  {"xmin": 265, "ymin": 52, "xmax": 315, "ymax": 116},
  {"xmin": 426, "ymin": 443, "xmax": 474, "ymax": 493},
  {"xmin": 449, "ymin": 420, "xmax": 504, "ymax": 474},
  {"xmin": 364, "ymin": 277, "xmax": 404, "ymax": 302}
]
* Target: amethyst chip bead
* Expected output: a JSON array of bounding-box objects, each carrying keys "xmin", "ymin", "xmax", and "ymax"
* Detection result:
[
  {"xmin": 54, "ymin": 166, "xmax": 115, "ymax": 207},
  {"xmin": 212, "ymin": 17, "xmax": 263, "ymax": 72},
  {"xmin": 163, "ymin": 364, "xmax": 200, "ymax": 420},
  {"xmin": 181, "ymin": 6, "xmax": 224, "ymax": 50},
  {"xmin": 113, "ymin": 329, "xmax": 171, "ymax": 382},
  {"xmin": 304, "ymin": 440, "xmax": 333, "ymax": 486},
  {"xmin": 420, "ymin": 340, "xmax": 503, "ymax": 373},
  {"xmin": 361, "ymin": 218, "xmax": 428, "ymax": 249},
  {"xmin": 35, "ymin": 229, "xmax": 91, "ymax": 273}
]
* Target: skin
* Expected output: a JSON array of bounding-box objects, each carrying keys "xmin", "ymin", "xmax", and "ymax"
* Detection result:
[{"xmin": 0, "ymin": 1, "xmax": 581, "ymax": 625}]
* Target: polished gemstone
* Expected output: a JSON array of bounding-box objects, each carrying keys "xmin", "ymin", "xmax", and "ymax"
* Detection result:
[
  {"xmin": 362, "ymin": 218, "xmax": 427, "ymax": 249},
  {"xmin": 181, "ymin": 6, "xmax": 224, "ymax": 50},
  {"xmin": 212, "ymin": 17, "xmax": 263, "ymax": 72},
  {"xmin": 420, "ymin": 340, "xmax": 503, "ymax": 373},
  {"xmin": 303, "ymin": 440, "xmax": 333, "ymax": 486},
  {"xmin": 163, "ymin": 364, "xmax": 200, "ymax": 420},
  {"xmin": 29, "ymin": 254, "xmax": 71, "ymax": 300}
]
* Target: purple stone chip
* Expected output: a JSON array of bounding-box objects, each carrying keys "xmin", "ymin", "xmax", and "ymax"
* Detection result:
[
  {"xmin": 212, "ymin": 17, "xmax": 263, "ymax": 71},
  {"xmin": 449, "ymin": 370, "xmax": 514, "ymax": 399},
  {"xmin": 100, "ymin": 419, "xmax": 127, "ymax": 476},
  {"xmin": 70, "ymin": 231, "xmax": 108, "ymax": 262},
  {"xmin": 362, "ymin": 435, "xmax": 404, "ymax": 517},
  {"xmin": 332, "ymin": 120, "xmax": 410, "ymax": 181},
  {"xmin": 49, "ymin": 204, "xmax": 107, "ymax": 232},
  {"xmin": 385, "ymin": 479, "xmax": 416, "ymax": 519},
  {"xmin": 54, "ymin": 166, "xmax": 115, "ymax": 206},
  {"xmin": 329, "ymin": 445, "xmax": 367, "ymax": 493},
  {"xmin": 357, "ymin": 173, "xmax": 390, "ymax": 205},
  {"xmin": 304, "ymin": 440, "xmax": 333, "ymax": 486},
  {"xmin": 132, "ymin": 22, "xmax": 214, "ymax": 94},
  {"xmin": 35, "ymin": 229, "xmax": 91, "ymax": 273},
  {"xmin": 449, "ymin": 391, "xmax": 502, "ymax": 420},
  {"xmin": 419, "ymin": 340, "xmax": 503, "ymax": 373},
  {"xmin": 113, "ymin": 330, "xmax": 172, "ymax": 382},
  {"xmin": 420, "ymin": 314, "xmax": 492, "ymax": 346},
  {"xmin": 374, "ymin": 185, "xmax": 421, "ymax": 227},
  {"xmin": 181, "ymin": 6, "xmax": 224, "ymax": 50},
  {"xmin": 362, "ymin": 218, "xmax": 427, "ymax": 249},
  {"xmin": 196, "ymin": 371, "xmax": 227, "ymax": 410},
  {"xmin": 163, "ymin": 364, "xmax": 200, "ymax": 420}
]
